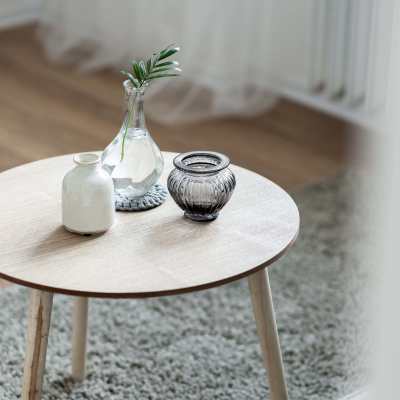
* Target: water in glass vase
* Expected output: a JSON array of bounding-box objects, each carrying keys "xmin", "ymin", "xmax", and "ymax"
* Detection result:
[{"xmin": 102, "ymin": 81, "xmax": 164, "ymax": 198}]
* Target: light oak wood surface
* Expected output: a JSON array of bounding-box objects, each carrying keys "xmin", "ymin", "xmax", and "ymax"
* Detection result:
[
  {"xmin": 0, "ymin": 152, "xmax": 299, "ymax": 298},
  {"xmin": 71, "ymin": 297, "xmax": 89, "ymax": 381},
  {"xmin": 248, "ymin": 270, "xmax": 288, "ymax": 400},
  {"xmin": 0, "ymin": 26, "xmax": 360, "ymax": 188},
  {"xmin": 22, "ymin": 290, "xmax": 53, "ymax": 400}
]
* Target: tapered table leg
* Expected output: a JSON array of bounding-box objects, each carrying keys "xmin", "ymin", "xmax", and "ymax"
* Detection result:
[
  {"xmin": 248, "ymin": 269, "xmax": 289, "ymax": 400},
  {"xmin": 72, "ymin": 297, "xmax": 89, "ymax": 381},
  {"xmin": 22, "ymin": 289, "xmax": 54, "ymax": 400}
]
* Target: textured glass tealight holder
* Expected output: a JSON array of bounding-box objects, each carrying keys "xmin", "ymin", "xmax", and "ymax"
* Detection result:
[{"xmin": 167, "ymin": 151, "xmax": 236, "ymax": 221}]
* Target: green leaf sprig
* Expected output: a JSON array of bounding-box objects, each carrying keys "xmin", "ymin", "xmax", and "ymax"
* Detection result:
[
  {"xmin": 121, "ymin": 44, "xmax": 181, "ymax": 88},
  {"xmin": 119, "ymin": 45, "xmax": 181, "ymax": 161}
]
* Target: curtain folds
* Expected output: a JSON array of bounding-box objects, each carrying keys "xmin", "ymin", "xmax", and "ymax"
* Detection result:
[{"xmin": 39, "ymin": 0, "xmax": 278, "ymax": 123}]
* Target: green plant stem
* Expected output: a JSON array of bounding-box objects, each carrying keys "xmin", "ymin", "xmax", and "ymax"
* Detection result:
[{"xmin": 120, "ymin": 92, "xmax": 137, "ymax": 162}]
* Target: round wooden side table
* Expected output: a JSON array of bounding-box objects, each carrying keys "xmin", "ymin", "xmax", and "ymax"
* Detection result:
[{"xmin": 0, "ymin": 152, "xmax": 299, "ymax": 400}]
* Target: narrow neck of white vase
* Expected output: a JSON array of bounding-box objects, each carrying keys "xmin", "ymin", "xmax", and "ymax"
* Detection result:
[{"xmin": 73, "ymin": 153, "xmax": 101, "ymax": 170}]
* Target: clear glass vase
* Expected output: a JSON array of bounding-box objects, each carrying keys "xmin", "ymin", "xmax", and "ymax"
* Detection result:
[{"xmin": 102, "ymin": 80, "xmax": 164, "ymax": 198}]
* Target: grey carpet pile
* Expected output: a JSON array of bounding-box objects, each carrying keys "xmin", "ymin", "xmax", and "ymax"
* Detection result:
[{"xmin": 0, "ymin": 173, "xmax": 370, "ymax": 399}]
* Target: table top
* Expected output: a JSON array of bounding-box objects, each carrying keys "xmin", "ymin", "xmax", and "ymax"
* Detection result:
[{"xmin": 0, "ymin": 152, "xmax": 299, "ymax": 298}]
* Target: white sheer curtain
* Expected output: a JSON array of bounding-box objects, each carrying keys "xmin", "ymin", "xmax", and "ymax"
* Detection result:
[{"xmin": 39, "ymin": 0, "xmax": 278, "ymax": 123}]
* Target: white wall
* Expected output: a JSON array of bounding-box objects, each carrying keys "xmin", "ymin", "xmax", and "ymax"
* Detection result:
[{"xmin": 0, "ymin": 0, "xmax": 41, "ymax": 29}]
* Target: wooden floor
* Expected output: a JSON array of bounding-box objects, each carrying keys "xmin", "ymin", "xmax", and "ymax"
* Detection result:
[
  {"xmin": 0, "ymin": 25, "xmax": 365, "ymax": 288},
  {"xmin": 0, "ymin": 26, "xmax": 364, "ymax": 187}
]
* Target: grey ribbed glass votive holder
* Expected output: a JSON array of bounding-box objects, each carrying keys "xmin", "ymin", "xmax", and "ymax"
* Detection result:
[{"xmin": 167, "ymin": 151, "xmax": 236, "ymax": 221}]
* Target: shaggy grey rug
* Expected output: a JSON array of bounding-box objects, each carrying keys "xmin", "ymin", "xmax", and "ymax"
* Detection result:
[{"xmin": 0, "ymin": 173, "xmax": 369, "ymax": 400}]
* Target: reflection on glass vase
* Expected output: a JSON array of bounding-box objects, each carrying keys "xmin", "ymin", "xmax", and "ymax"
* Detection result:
[{"xmin": 102, "ymin": 80, "xmax": 164, "ymax": 198}]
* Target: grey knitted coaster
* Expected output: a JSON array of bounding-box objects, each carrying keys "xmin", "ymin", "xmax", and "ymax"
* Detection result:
[{"xmin": 115, "ymin": 184, "xmax": 167, "ymax": 211}]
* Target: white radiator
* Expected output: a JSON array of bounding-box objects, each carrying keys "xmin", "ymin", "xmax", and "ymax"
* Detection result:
[{"xmin": 278, "ymin": 0, "xmax": 396, "ymax": 127}]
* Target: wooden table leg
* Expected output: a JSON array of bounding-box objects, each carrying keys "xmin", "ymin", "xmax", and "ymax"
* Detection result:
[
  {"xmin": 248, "ymin": 269, "xmax": 289, "ymax": 400},
  {"xmin": 22, "ymin": 289, "xmax": 54, "ymax": 400},
  {"xmin": 72, "ymin": 297, "xmax": 89, "ymax": 381}
]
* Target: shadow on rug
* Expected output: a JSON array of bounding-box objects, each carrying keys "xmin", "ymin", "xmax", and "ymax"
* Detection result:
[{"xmin": 0, "ymin": 173, "xmax": 369, "ymax": 399}]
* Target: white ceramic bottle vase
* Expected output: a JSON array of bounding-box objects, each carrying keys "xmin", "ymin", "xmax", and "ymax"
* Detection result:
[{"xmin": 62, "ymin": 153, "xmax": 115, "ymax": 234}]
